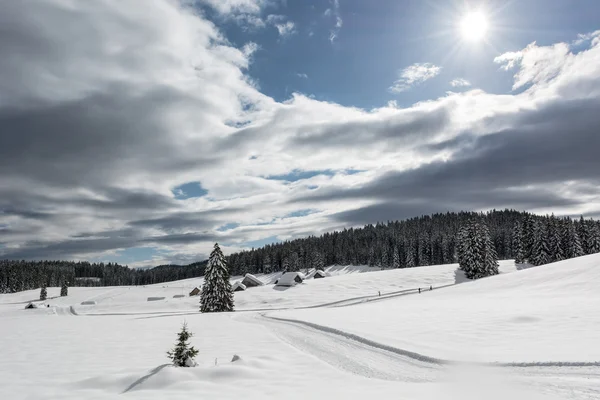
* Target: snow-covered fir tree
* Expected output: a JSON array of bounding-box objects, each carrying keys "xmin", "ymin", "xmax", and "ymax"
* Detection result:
[
  {"xmin": 381, "ymin": 249, "xmax": 389, "ymax": 269},
  {"xmin": 548, "ymin": 216, "xmax": 565, "ymax": 262},
  {"xmin": 281, "ymin": 256, "xmax": 290, "ymax": 273},
  {"xmin": 200, "ymin": 243, "xmax": 234, "ymax": 313},
  {"xmin": 564, "ymin": 220, "xmax": 584, "ymax": 259},
  {"xmin": 588, "ymin": 221, "xmax": 600, "ymax": 254},
  {"xmin": 405, "ymin": 242, "xmax": 415, "ymax": 268},
  {"xmin": 40, "ymin": 285, "xmax": 47, "ymax": 301},
  {"xmin": 512, "ymin": 221, "xmax": 525, "ymax": 264},
  {"xmin": 60, "ymin": 281, "xmax": 68, "ymax": 297},
  {"xmin": 522, "ymin": 215, "xmax": 536, "ymax": 261},
  {"xmin": 577, "ymin": 216, "xmax": 591, "ymax": 254},
  {"xmin": 368, "ymin": 246, "xmax": 375, "ymax": 267},
  {"xmin": 457, "ymin": 221, "xmax": 499, "ymax": 279},
  {"xmin": 167, "ymin": 322, "xmax": 199, "ymax": 367},
  {"xmin": 392, "ymin": 247, "xmax": 400, "ymax": 269},
  {"xmin": 263, "ymin": 253, "xmax": 272, "ymax": 273},
  {"xmin": 530, "ymin": 220, "xmax": 550, "ymax": 266},
  {"xmin": 312, "ymin": 250, "xmax": 324, "ymax": 270}
]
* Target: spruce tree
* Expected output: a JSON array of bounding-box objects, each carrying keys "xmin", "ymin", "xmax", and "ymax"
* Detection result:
[
  {"xmin": 578, "ymin": 216, "xmax": 590, "ymax": 254},
  {"xmin": 567, "ymin": 222, "xmax": 585, "ymax": 258},
  {"xmin": 522, "ymin": 215, "xmax": 536, "ymax": 261},
  {"xmin": 282, "ymin": 256, "xmax": 290, "ymax": 273},
  {"xmin": 405, "ymin": 243, "xmax": 415, "ymax": 268},
  {"xmin": 548, "ymin": 216, "xmax": 565, "ymax": 262},
  {"xmin": 392, "ymin": 247, "xmax": 400, "ymax": 269},
  {"xmin": 588, "ymin": 222, "xmax": 600, "ymax": 254},
  {"xmin": 512, "ymin": 221, "xmax": 525, "ymax": 264},
  {"xmin": 200, "ymin": 243, "xmax": 234, "ymax": 313},
  {"xmin": 457, "ymin": 221, "xmax": 499, "ymax": 279},
  {"xmin": 40, "ymin": 285, "xmax": 47, "ymax": 301},
  {"xmin": 381, "ymin": 249, "xmax": 389, "ymax": 269},
  {"xmin": 481, "ymin": 223, "xmax": 500, "ymax": 278},
  {"xmin": 167, "ymin": 322, "xmax": 199, "ymax": 367},
  {"xmin": 530, "ymin": 220, "xmax": 550, "ymax": 266},
  {"xmin": 60, "ymin": 282, "xmax": 68, "ymax": 297}
]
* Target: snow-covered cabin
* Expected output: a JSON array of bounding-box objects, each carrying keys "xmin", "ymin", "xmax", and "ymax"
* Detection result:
[
  {"xmin": 275, "ymin": 272, "xmax": 304, "ymax": 287},
  {"xmin": 232, "ymin": 281, "xmax": 247, "ymax": 292},
  {"xmin": 189, "ymin": 287, "xmax": 201, "ymax": 296},
  {"xmin": 241, "ymin": 273, "xmax": 264, "ymax": 288},
  {"xmin": 313, "ymin": 270, "xmax": 328, "ymax": 279}
]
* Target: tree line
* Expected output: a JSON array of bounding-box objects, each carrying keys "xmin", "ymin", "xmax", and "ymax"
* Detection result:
[
  {"xmin": 0, "ymin": 259, "xmax": 206, "ymax": 294},
  {"xmin": 227, "ymin": 210, "xmax": 600, "ymax": 274},
  {"xmin": 1, "ymin": 209, "xmax": 599, "ymax": 293}
]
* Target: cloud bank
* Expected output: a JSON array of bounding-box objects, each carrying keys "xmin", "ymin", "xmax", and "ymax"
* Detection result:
[{"xmin": 1, "ymin": 0, "xmax": 600, "ymax": 266}]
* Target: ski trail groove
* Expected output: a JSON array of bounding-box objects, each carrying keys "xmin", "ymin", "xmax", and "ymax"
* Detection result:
[
  {"xmin": 263, "ymin": 315, "xmax": 600, "ymax": 368},
  {"xmin": 257, "ymin": 313, "xmax": 443, "ymax": 382}
]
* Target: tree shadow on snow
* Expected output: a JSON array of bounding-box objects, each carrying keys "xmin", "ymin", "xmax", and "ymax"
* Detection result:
[
  {"xmin": 515, "ymin": 262, "xmax": 536, "ymax": 271},
  {"xmin": 454, "ymin": 269, "xmax": 470, "ymax": 284},
  {"xmin": 122, "ymin": 363, "xmax": 171, "ymax": 394},
  {"xmin": 272, "ymin": 285, "xmax": 292, "ymax": 291}
]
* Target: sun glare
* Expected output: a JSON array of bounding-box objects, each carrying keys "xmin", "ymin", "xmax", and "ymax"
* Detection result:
[{"xmin": 459, "ymin": 11, "xmax": 488, "ymax": 42}]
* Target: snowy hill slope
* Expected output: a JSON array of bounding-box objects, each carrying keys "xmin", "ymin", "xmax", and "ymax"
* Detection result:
[
  {"xmin": 0, "ymin": 257, "xmax": 599, "ymax": 399},
  {"xmin": 274, "ymin": 253, "xmax": 600, "ymax": 363},
  {"xmin": 0, "ymin": 260, "xmax": 517, "ymax": 315}
]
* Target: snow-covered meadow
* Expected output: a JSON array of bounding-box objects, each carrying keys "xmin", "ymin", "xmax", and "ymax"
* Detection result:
[{"xmin": 1, "ymin": 256, "xmax": 598, "ymax": 399}]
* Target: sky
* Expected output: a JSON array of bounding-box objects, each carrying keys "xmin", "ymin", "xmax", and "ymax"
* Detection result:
[{"xmin": 0, "ymin": 0, "xmax": 599, "ymax": 267}]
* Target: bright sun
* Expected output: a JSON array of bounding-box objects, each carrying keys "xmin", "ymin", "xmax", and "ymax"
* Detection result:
[{"xmin": 459, "ymin": 11, "xmax": 488, "ymax": 42}]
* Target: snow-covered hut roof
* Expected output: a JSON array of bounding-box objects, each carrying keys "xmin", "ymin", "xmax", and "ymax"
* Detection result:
[
  {"xmin": 313, "ymin": 270, "xmax": 328, "ymax": 279},
  {"xmin": 275, "ymin": 272, "xmax": 304, "ymax": 287},
  {"xmin": 189, "ymin": 286, "xmax": 201, "ymax": 296},
  {"xmin": 232, "ymin": 281, "xmax": 247, "ymax": 292},
  {"xmin": 241, "ymin": 273, "xmax": 264, "ymax": 288}
]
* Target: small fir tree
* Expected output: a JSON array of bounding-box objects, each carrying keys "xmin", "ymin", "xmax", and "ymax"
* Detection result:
[
  {"xmin": 40, "ymin": 285, "xmax": 47, "ymax": 301},
  {"xmin": 167, "ymin": 322, "xmax": 199, "ymax": 367},
  {"xmin": 200, "ymin": 243, "xmax": 234, "ymax": 313},
  {"xmin": 60, "ymin": 282, "xmax": 68, "ymax": 297}
]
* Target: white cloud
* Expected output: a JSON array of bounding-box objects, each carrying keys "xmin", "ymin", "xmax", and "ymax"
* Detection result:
[
  {"xmin": 389, "ymin": 63, "xmax": 442, "ymax": 93},
  {"xmin": 200, "ymin": 0, "xmax": 278, "ymax": 30},
  {"xmin": 572, "ymin": 30, "xmax": 600, "ymax": 46},
  {"xmin": 266, "ymin": 14, "xmax": 297, "ymax": 38},
  {"xmin": 296, "ymin": 73, "xmax": 308, "ymax": 79},
  {"xmin": 450, "ymin": 78, "xmax": 471, "ymax": 88},
  {"xmin": 495, "ymin": 41, "xmax": 573, "ymax": 91},
  {"xmin": 275, "ymin": 21, "xmax": 296, "ymax": 37},
  {"xmin": 494, "ymin": 50, "xmax": 524, "ymax": 71},
  {"xmin": 199, "ymin": 0, "xmax": 271, "ymax": 15},
  {"xmin": 327, "ymin": 0, "xmax": 343, "ymax": 43}
]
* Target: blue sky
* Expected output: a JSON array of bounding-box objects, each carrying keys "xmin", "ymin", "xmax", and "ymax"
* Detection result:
[
  {"xmin": 214, "ymin": 0, "xmax": 600, "ymax": 108},
  {"xmin": 0, "ymin": 0, "xmax": 599, "ymax": 266}
]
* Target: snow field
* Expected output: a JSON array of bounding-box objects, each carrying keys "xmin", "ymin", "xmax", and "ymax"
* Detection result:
[
  {"xmin": 1, "ymin": 257, "xmax": 598, "ymax": 399},
  {"xmin": 274, "ymin": 253, "xmax": 600, "ymax": 363}
]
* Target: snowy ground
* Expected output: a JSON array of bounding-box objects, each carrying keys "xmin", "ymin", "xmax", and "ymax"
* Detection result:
[{"xmin": 1, "ymin": 257, "xmax": 598, "ymax": 399}]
